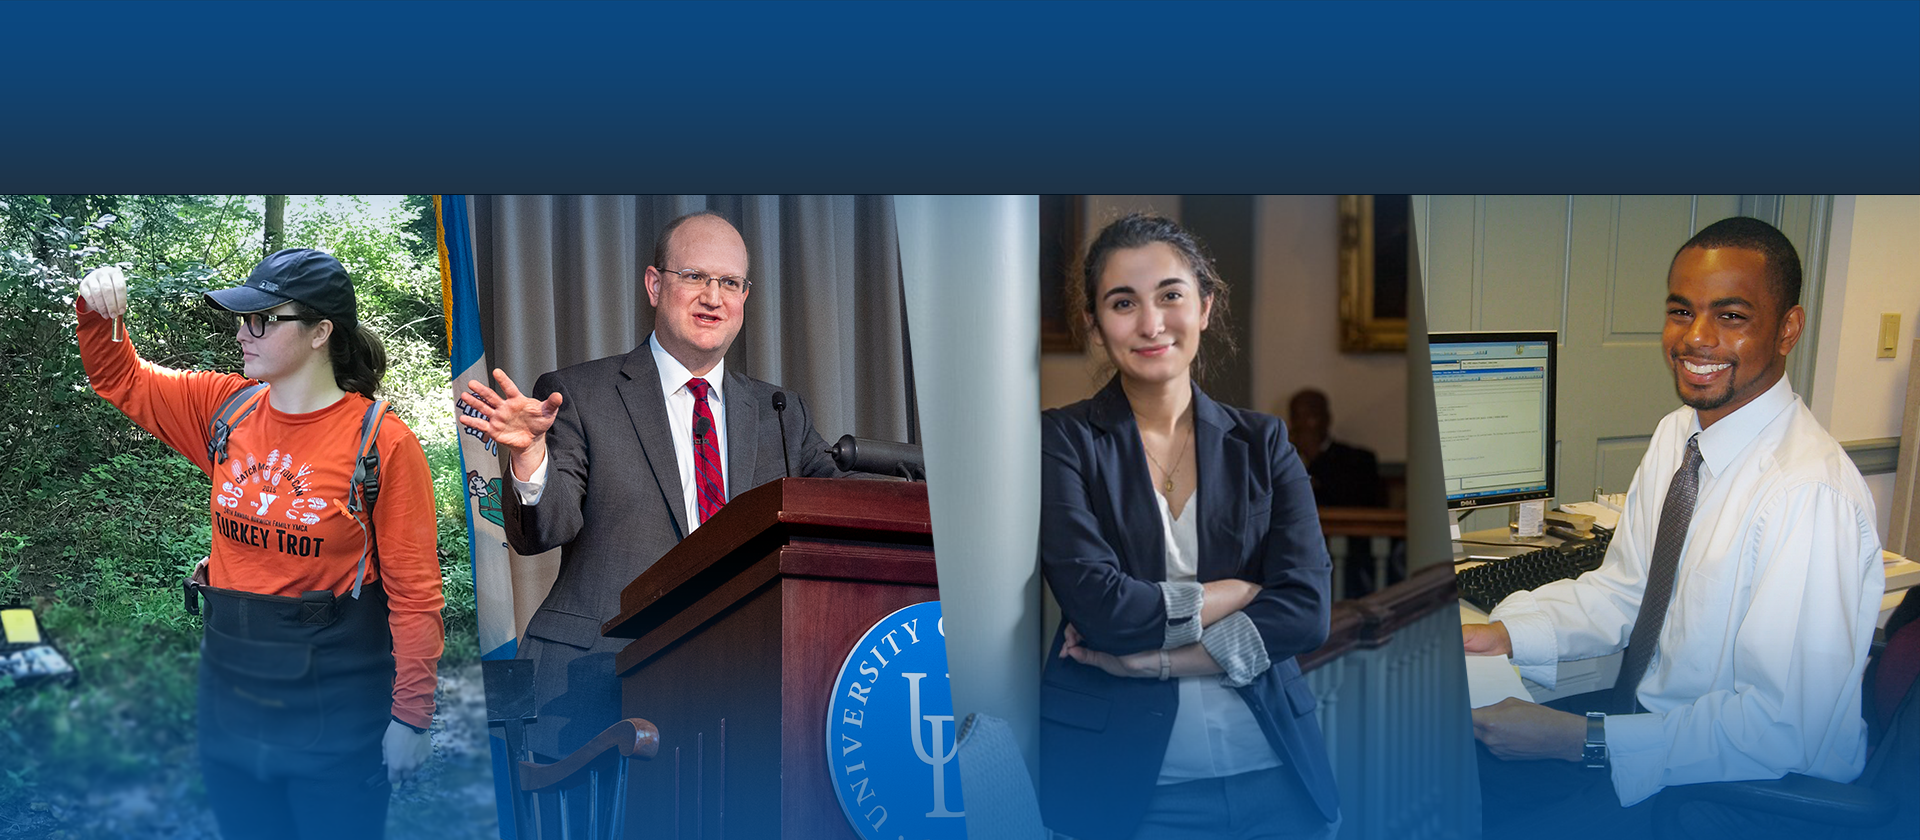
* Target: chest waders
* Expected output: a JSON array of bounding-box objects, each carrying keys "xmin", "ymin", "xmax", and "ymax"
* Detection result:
[
  {"xmin": 189, "ymin": 384, "xmax": 396, "ymax": 777},
  {"xmin": 191, "ymin": 580, "xmax": 394, "ymax": 776}
]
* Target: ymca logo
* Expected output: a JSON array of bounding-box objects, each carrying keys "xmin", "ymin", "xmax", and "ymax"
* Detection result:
[
  {"xmin": 826, "ymin": 600, "xmax": 966, "ymax": 840},
  {"xmin": 214, "ymin": 446, "xmax": 316, "ymax": 519}
]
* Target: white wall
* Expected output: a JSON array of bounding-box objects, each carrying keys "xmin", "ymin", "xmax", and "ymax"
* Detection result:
[
  {"xmin": 1809, "ymin": 195, "xmax": 1920, "ymax": 541},
  {"xmin": 1251, "ymin": 196, "xmax": 1407, "ymax": 461}
]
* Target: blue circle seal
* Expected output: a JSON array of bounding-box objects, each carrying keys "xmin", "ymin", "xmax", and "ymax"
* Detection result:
[{"xmin": 826, "ymin": 600, "xmax": 966, "ymax": 839}]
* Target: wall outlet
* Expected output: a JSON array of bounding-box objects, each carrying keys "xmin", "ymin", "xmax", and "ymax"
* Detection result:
[{"xmin": 1879, "ymin": 313, "xmax": 1901, "ymax": 359}]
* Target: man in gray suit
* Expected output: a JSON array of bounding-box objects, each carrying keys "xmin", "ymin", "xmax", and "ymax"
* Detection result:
[{"xmin": 459, "ymin": 212, "xmax": 841, "ymax": 760}]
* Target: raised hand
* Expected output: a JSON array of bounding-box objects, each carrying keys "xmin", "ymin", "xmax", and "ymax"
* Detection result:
[
  {"xmin": 458, "ymin": 368, "xmax": 564, "ymax": 479},
  {"xmin": 78, "ymin": 265, "xmax": 131, "ymax": 319}
]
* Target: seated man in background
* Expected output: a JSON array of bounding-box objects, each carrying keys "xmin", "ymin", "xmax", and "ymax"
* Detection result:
[
  {"xmin": 1462, "ymin": 216, "xmax": 1882, "ymax": 839},
  {"xmin": 1288, "ymin": 388, "xmax": 1390, "ymax": 595}
]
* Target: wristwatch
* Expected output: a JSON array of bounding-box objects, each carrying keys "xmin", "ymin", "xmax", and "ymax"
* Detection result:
[{"xmin": 1583, "ymin": 712, "xmax": 1609, "ymax": 769}]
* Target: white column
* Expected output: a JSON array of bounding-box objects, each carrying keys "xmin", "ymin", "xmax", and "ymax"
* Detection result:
[{"xmin": 895, "ymin": 195, "xmax": 1043, "ymax": 788}]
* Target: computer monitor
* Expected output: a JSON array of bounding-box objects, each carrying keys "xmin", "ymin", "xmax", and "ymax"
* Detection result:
[{"xmin": 1429, "ymin": 331, "xmax": 1556, "ymax": 512}]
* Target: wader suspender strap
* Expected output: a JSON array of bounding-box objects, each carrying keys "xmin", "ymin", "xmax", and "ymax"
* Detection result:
[
  {"xmin": 192, "ymin": 383, "xmax": 269, "ymax": 617},
  {"xmin": 207, "ymin": 383, "xmax": 269, "ymax": 465},
  {"xmin": 346, "ymin": 400, "xmax": 390, "ymax": 599}
]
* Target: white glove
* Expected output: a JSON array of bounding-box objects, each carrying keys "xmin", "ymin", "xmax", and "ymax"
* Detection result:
[
  {"xmin": 383, "ymin": 718, "xmax": 432, "ymax": 786},
  {"xmin": 77, "ymin": 265, "xmax": 130, "ymax": 320}
]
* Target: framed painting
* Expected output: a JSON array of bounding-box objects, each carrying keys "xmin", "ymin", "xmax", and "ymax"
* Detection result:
[
  {"xmin": 1039, "ymin": 194, "xmax": 1086, "ymax": 353},
  {"xmin": 1338, "ymin": 194, "xmax": 1411, "ymax": 352}
]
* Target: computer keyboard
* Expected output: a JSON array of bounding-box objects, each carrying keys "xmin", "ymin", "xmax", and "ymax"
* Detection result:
[{"xmin": 1456, "ymin": 535, "xmax": 1612, "ymax": 613}]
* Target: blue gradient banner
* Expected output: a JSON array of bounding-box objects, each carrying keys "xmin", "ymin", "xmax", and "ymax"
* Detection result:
[{"xmin": 3, "ymin": 1, "xmax": 1911, "ymax": 190}]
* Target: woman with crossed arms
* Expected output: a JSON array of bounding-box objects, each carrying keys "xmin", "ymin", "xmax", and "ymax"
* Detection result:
[{"xmin": 1040, "ymin": 214, "xmax": 1338, "ymax": 840}]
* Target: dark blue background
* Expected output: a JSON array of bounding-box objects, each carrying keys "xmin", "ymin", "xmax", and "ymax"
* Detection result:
[{"xmin": 5, "ymin": 0, "xmax": 1915, "ymax": 191}]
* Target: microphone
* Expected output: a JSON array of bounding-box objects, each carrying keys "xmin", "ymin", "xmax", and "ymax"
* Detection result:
[
  {"xmin": 693, "ymin": 416, "xmax": 710, "ymax": 448},
  {"xmin": 828, "ymin": 434, "xmax": 925, "ymax": 481},
  {"xmin": 771, "ymin": 392, "xmax": 792, "ymax": 478}
]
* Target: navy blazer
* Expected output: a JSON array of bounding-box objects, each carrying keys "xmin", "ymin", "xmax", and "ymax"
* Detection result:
[{"xmin": 1039, "ymin": 378, "xmax": 1338, "ymax": 839}]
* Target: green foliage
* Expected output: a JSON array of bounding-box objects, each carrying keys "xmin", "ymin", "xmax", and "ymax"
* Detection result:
[
  {"xmin": 1, "ymin": 196, "xmax": 250, "ymax": 514},
  {"xmin": 287, "ymin": 195, "xmax": 447, "ymax": 354},
  {"xmin": 429, "ymin": 437, "xmax": 480, "ymax": 666},
  {"xmin": 0, "ymin": 531, "xmax": 26, "ymax": 602},
  {"xmin": 0, "ymin": 598, "xmax": 201, "ymax": 805}
]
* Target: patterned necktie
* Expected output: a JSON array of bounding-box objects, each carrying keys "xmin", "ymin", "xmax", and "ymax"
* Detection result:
[
  {"xmin": 1611, "ymin": 433, "xmax": 1703, "ymax": 714},
  {"xmin": 685, "ymin": 378, "xmax": 725, "ymax": 523}
]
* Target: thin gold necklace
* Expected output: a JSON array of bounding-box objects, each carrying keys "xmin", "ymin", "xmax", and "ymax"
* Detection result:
[{"xmin": 1141, "ymin": 419, "xmax": 1192, "ymax": 494}]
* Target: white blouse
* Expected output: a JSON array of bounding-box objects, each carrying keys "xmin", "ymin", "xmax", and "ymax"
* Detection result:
[{"xmin": 1154, "ymin": 489, "xmax": 1285, "ymax": 784}]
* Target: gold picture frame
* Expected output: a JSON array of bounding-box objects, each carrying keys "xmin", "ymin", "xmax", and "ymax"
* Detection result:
[
  {"xmin": 1039, "ymin": 195, "xmax": 1087, "ymax": 353},
  {"xmin": 1338, "ymin": 194, "xmax": 1410, "ymax": 352}
]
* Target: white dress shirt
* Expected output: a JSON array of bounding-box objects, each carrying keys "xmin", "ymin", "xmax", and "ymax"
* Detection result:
[
  {"xmin": 1490, "ymin": 377, "xmax": 1882, "ymax": 806},
  {"xmin": 1154, "ymin": 490, "xmax": 1285, "ymax": 784},
  {"xmin": 513, "ymin": 333, "xmax": 730, "ymax": 532}
]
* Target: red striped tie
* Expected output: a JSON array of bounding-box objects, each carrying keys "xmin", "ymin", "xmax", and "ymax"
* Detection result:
[{"xmin": 686, "ymin": 378, "xmax": 725, "ymax": 523}]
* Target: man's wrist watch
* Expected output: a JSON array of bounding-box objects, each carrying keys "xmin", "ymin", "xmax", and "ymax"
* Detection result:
[{"xmin": 1583, "ymin": 711, "xmax": 1609, "ymax": 769}]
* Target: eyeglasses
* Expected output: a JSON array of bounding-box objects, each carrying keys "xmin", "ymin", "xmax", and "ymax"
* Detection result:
[
  {"xmin": 236, "ymin": 313, "xmax": 325, "ymax": 338},
  {"xmin": 657, "ymin": 267, "xmax": 751, "ymax": 298}
]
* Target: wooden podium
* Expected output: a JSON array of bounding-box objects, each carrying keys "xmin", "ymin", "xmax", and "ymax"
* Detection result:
[{"xmin": 599, "ymin": 478, "xmax": 937, "ymax": 839}]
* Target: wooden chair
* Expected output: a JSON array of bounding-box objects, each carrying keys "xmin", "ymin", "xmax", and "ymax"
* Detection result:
[
  {"xmin": 516, "ymin": 717, "xmax": 660, "ymax": 840},
  {"xmin": 486, "ymin": 658, "xmax": 661, "ymax": 840}
]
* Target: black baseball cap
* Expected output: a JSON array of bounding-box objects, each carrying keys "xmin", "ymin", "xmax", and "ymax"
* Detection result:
[{"xmin": 204, "ymin": 248, "xmax": 358, "ymax": 324}]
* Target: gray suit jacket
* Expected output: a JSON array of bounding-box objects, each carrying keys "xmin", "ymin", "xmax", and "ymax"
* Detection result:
[{"xmin": 502, "ymin": 343, "xmax": 840, "ymax": 757}]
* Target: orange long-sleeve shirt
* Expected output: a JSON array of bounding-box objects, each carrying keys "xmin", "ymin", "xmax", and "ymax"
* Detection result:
[{"xmin": 76, "ymin": 299, "xmax": 444, "ymax": 729}]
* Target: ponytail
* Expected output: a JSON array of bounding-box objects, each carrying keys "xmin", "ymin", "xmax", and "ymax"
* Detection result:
[
  {"xmin": 332, "ymin": 322, "xmax": 386, "ymax": 399},
  {"xmin": 294, "ymin": 302, "xmax": 386, "ymax": 398}
]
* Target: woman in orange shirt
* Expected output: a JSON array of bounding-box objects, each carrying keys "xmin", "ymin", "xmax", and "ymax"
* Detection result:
[{"xmin": 76, "ymin": 249, "xmax": 443, "ymax": 840}]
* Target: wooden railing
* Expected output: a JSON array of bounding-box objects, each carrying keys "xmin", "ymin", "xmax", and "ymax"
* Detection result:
[
  {"xmin": 1298, "ymin": 558, "xmax": 1477, "ymax": 840},
  {"xmin": 1302, "ymin": 561, "xmax": 1456, "ymax": 673},
  {"xmin": 1319, "ymin": 506, "xmax": 1408, "ymax": 539},
  {"xmin": 1320, "ymin": 506, "xmax": 1407, "ymax": 601}
]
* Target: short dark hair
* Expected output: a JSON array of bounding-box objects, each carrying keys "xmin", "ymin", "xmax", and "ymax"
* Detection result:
[
  {"xmin": 1288, "ymin": 388, "xmax": 1330, "ymax": 419},
  {"xmin": 1075, "ymin": 214, "xmax": 1238, "ymax": 367},
  {"xmin": 652, "ymin": 211, "xmax": 732, "ymax": 272},
  {"xmin": 1674, "ymin": 216, "xmax": 1802, "ymax": 310}
]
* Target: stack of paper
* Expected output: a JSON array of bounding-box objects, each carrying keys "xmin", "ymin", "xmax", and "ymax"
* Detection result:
[
  {"xmin": 1465, "ymin": 653, "xmax": 1534, "ymax": 708},
  {"xmin": 1560, "ymin": 501, "xmax": 1620, "ymax": 531}
]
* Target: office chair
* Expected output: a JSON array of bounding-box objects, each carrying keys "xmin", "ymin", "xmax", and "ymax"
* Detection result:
[{"xmin": 1652, "ymin": 588, "xmax": 1920, "ymax": 840}]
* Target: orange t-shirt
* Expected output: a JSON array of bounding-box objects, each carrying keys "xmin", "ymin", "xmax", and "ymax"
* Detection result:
[{"xmin": 76, "ymin": 299, "xmax": 444, "ymax": 729}]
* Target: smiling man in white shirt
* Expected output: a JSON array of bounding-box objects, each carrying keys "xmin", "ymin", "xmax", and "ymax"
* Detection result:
[{"xmin": 1461, "ymin": 216, "xmax": 1883, "ymax": 839}]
